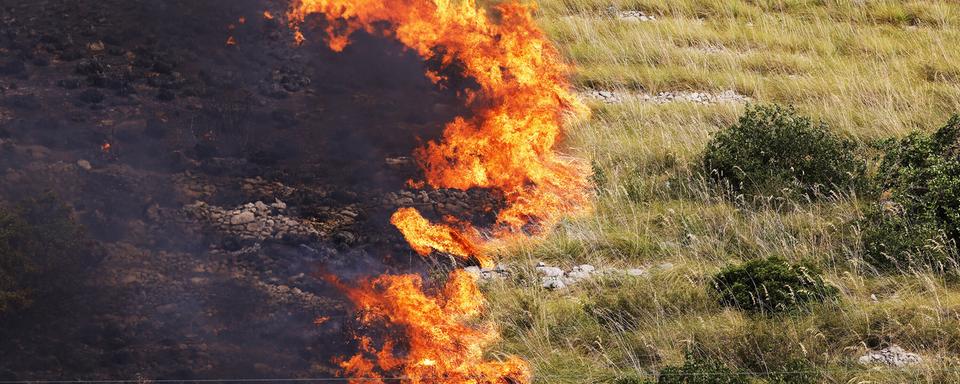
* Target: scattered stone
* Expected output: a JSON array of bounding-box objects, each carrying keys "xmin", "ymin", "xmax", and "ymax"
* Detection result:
[
  {"xmin": 184, "ymin": 201, "xmax": 323, "ymax": 243},
  {"xmin": 858, "ymin": 345, "xmax": 922, "ymax": 368},
  {"xmin": 77, "ymin": 159, "xmax": 92, "ymax": 171},
  {"xmin": 617, "ymin": 10, "xmax": 656, "ymax": 22},
  {"xmin": 626, "ymin": 268, "xmax": 646, "ymax": 276}
]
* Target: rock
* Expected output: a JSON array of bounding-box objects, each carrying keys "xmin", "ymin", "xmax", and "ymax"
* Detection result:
[
  {"xmin": 464, "ymin": 266, "xmax": 482, "ymax": 279},
  {"xmin": 77, "ymin": 159, "xmax": 92, "ymax": 171},
  {"xmin": 230, "ymin": 211, "xmax": 256, "ymax": 225},
  {"xmin": 271, "ymin": 199, "xmax": 287, "ymax": 210},
  {"xmin": 858, "ymin": 345, "xmax": 922, "ymax": 368},
  {"xmin": 536, "ymin": 265, "xmax": 564, "ymax": 277},
  {"xmin": 567, "ymin": 265, "xmax": 595, "ymax": 281},
  {"xmin": 626, "ymin": 268, "xmax": 647, "ymax": 276},
  {"xmin": 542, "ymin": 276, "xmax": 566, "ymax": 290},
  {"xmin": 573, "ymin": 264, "xmax": 595, "ymax": 273}
]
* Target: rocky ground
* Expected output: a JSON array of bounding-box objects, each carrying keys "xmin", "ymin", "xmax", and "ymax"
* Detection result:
[{"xmin": 0, "ymin": 0, "xmax": 498, "ymax": 380}]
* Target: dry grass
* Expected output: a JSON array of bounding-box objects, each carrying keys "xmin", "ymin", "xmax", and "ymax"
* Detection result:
[{"xmin": 481, "ymin": 0, "xmax": 960, "ymax": 382}]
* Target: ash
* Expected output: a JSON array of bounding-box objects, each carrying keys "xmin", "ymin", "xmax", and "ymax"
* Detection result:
[{"xmin": 0, "ymin": 0, "xmax": 494, "ymax": 380}]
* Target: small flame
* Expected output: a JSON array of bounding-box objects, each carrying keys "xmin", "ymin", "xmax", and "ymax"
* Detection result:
[
  {"xmin": 314, "ymin": 316, "xmax": 330, "ymax": 326},
  {"xmin": 389, "ymin": 208, "xmax": 487, "ymax": 268},
  {"xmin": 238, "ymin": 16, "xmax": 246, "ymax": 24},
  {"xmin": 263, "ymin": 10, "xmax": 274, "ymax": 20},
  {"xmin": 226, "ymin": 36, "xmax": 237, "ymax": 46},
  {"xmin": 101, "ymin": 142, "xmax": 111, "ymax": 152}
]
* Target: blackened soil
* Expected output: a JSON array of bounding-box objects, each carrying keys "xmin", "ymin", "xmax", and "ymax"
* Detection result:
[{"xmin": 0, "ymin": 0, "xmax": 473, "ymax": 380}]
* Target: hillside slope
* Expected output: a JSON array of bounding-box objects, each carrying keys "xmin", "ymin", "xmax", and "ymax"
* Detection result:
[{"xmin": 485, "ymin": 1, "xmax": 960, "ymax": 382}]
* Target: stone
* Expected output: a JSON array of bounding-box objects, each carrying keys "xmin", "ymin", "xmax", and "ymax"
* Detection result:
[
  {"xmin": 230, "ymin": 211, "xmax": 256, "ymax": 225},
  {"xmin": 626, "ymin": 268, "xmax": 647, "ymax": 276},
  {"xmin": 536, "ymin": 265, "xmax": 564, "ymax": 277},
  {"xmin": 858, "ymin": 345, "xmax": 921, "ymax": 368},
  {"xmin": 271, "ymin": 199, "xmax": 287, "ymax": 210},
  {"xmin": 542, "ymin": 276, "xmax": 566, "ymax": 290},
  {"xmin": 464, "ymin": 266, "xmax": 482, "ymax": 279},
  {"xmin": 77, "ymin": 159, "xmax": 92, "ymax": 171}
]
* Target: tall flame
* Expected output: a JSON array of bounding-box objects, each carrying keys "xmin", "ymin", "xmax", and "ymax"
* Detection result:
[
  {"xmin": 288, "ymin": 0, "xmax": 591, "ymax": 247},
  {"xmin": 288, "ymin": 0, "xmax": 591, "ymax": 382}
]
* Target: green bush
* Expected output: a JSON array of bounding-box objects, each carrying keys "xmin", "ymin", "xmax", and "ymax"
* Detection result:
[
  {"xmin": 703, "ymin": 105, "xmax": 864, "ymax": 196},
  {"xmin": 862, "ymin": 115, "xmax": 960, "ymax": 272},
  {"xmin": 0, "ymin": 195, "xmax": 92, "ymax": 315},
  {"xmin": 711, "ymin": 257, "xmax": 838, "ymax": 314},
  {"xmin": 657, "ymin": 352, "xmax": 746, "ymax": 384}
]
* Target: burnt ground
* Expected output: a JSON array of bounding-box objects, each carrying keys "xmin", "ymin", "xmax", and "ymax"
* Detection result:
[{"xmin": 0, "ymin": 0, "xmax": 498, "ymax": 380}]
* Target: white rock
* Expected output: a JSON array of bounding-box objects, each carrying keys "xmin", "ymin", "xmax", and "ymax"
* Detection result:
[
  {"xmin": 858, "ymin": 346, "xmax": 922, "ymax": 368},
  {"xmin": 626, "ymin": 268, "xmax": 647, "ymax": 276},
  {"xmin": 536, "ymin": 266, "xmax": 564, "ymax": 277},
  {"xmin": 573, "ymin": 264, "xmax": 595, "ymax": 273},
  {"xmin": 271, "ymin": 199, "xmax": 287, "ymax": 210},
  {"xmin": 77, "ymin": 159, "xmax": 92, "ymax": 171},
  {"xmin": 542, "ymin": 276, "xmax": 566, "ymax": 290},
  {"xmin": 464, "ymin": 266, "xmax": 482, "ymax": 278}
]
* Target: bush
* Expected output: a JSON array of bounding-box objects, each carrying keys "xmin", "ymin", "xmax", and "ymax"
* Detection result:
[
  {"xmin": 862, "ymin": 115, "xmax": 960, "ymax": 271},
  {"xmin": 703, "ymin": 105, "xmax": 864, "ymax": 196},
  {"xmin": 657, "ymin": 352, "xmax": 746, "ymax": 384},
  {"xmin": 711, "ymin": 257, "xmax": 838, "ymax": 314},
  {"xmin": 0, "ymin": 195, "xmax": 92, "ymax": 315}
]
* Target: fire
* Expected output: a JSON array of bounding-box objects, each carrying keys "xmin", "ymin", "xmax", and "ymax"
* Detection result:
[
  {"xmin": 390, "ymin": 208, "xmax": 487, "ymax": 268},
  {"xmin": 264, "ymin": 10, "xmax": 275, "ymax": 20},
  {"xmin": 287, "ymin": 0, "xmax": 591, "ymax": 381},
  {"xmin": 101, "ymin": 142, "xmax": 112, "ymax": 153},
  {"xmin": 288, "ymin": 0, "xmax": 591, "ymax": 237},
  {"xmin": 331, "ymin": 270, "xmax": 530, "ymax": 384},
  {"xmin": 226, "ymin": 36, "xmax": 237, "ymax": 46}
]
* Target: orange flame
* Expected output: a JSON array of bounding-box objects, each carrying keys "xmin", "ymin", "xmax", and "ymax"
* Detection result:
[
  {"xmin": 288, "ymin": 0, "xmax": 591, "ymax": 381},
  {"xmin": 101, "ymin": 142, "xmax": 112, "ymax": 153},
  {"xmin": 226, "ymin": 36, "xmax": 237, "ymax": 46},
  {"xmin": 390, "ymin": 208, "xmax": 488, "ymax": 268},
  {"xmin": 288, "ymin": 0, "xmax": 591, "ymax": 236},
  {"xmin": 263, "ymin": 10, "xmax": 275, "ymax": 20},
  {"xmin": 331, "ymin": 270, "xmax": 530, "ymax": 383}
]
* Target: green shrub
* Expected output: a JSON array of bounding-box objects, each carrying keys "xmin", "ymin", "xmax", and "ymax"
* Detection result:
[
  {"xmin": 862, "ymin": 115, "xmax": 960, "ymax": 272},
  {"xmin": 711, "ymin": 257, "xmax": 838, "ymax": 314},
  {"xmin": 703, "ymin": 105, "xmax": 864, "ymax": 196},
  {"xmin": 657, "ymin": 352, "xmax": 746, "ymax": 384},
  {"xmin": 0, "ymin": 195, "xmax": 92, "ymax": 315}
]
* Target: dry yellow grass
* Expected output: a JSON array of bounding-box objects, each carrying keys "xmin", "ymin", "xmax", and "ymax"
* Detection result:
[{"xmin": 481, "ymin": 1, "xmax": 960, "ymax": 382}]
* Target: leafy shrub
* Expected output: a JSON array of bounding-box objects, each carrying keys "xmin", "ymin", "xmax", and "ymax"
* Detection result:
[
  {"xmin": 657, "ymin": 352, "xmax": 746, "ymax": 384},
  {"xmin": 703, "ymin": 105, "xmax": 864, "ymax": 196},
  {"xmin": 711, "ymin": 257, "xmax": 838, "ymax": 314},
  {"xmin": 0, "ymin": 195, "xmax": 92, "ymax": 315},
  {"xmin": 862, "ymin": 115, "xmax": 960, "ymax": 271}
]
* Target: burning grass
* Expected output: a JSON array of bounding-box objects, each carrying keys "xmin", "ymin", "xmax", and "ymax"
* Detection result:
[{"xmin": 287, "ymin": 0, "xmax": 594, "ymax": 381}]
